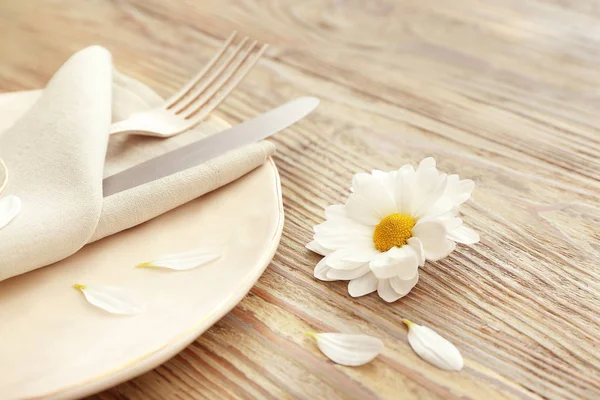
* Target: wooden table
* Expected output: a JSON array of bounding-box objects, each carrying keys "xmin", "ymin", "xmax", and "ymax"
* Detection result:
[{"xmin": 1, "ymin": 1, "xmax": 599, "ymax": 399}]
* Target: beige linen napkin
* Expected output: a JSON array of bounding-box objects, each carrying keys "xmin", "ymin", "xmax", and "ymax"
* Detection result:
[{"xmin": 0, "ymin": 46, "xmax": 275, "ymax": 281}]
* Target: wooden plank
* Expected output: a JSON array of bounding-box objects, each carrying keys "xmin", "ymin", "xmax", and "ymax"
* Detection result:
[{"xmin": 0, "ymin": 0, "xmax": 598, "ymax": 399}]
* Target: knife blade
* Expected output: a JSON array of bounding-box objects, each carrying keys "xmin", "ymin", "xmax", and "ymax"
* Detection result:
[{"xmin": 102, "ymin": 97, "xmax": 319, "ymax": 197}]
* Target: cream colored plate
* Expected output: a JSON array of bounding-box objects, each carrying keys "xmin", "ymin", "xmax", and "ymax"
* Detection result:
[{"xmin": 0, "ymin": 159, "xmax": 283, "ymax": 400}]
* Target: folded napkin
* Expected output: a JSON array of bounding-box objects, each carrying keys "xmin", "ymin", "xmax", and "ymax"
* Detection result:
[{"xmin": 0, "ymin": 46, "xmax": 275, "ymax": 281}]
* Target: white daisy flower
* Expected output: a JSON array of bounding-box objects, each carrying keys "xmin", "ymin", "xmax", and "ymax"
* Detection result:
[{"xmin": 307, "ymin": 157, "xmax": 479, "ymax": 303}]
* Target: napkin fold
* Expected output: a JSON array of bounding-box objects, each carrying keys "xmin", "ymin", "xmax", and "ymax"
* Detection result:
[{"xmin": 0, "ymin": 46, "xmax": 275, "ymax": 281}]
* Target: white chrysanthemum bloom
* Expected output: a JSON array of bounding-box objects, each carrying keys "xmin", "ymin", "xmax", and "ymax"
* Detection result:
[{"xmin": 307, "ymin": 158, "xmax": 479, "ymax": 303}]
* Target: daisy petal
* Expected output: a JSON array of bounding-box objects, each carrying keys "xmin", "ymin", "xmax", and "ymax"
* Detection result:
[
  {"xmin": 412, "ymin": 175, "xmax": 448, "ymax": 219},
  {"xmin": 326, "ymin": 246, "xmax": 379, "ymax": 267},
  {"xmin": 389, "ymin": 273, "xmax": 419, "ymax": 296},
  {"xmin": 314, "ymin": 217, "xmax": 373, "ymax": 236},
  {"xmin": 310, "ymin": 332, "xmax": 384, "ymax": 367},
  {"xmin": 442, "ymin": 217, "xmax": 462, "ymax": 231},
  {"xmin": 327, "ymin": 263, "xmax": 370, "ymax": 280},
  {"xmin": 408, "ymin": 159, "xmax": 440, "ymax": 215},
  {"xmin": 314, "ymin": 257, "xmax": 337, "ymax": 281},
  {"xmin": 428, "ymin": 175, "xmax": 475, "ymax": 217},
  {"xmin": 326, "ymin": 254, "xmax": 365, "ymax": 270},
  {"xmin": 419, "ymin": 157, "xmax": 436, "ymax": 169},
  {"xmin": 371, "ymin": 169, "xmax": 388, "ymax": 178},
  {"xmin": 348, "ymin": 173, "xmax": 397, "ymax": 223},
  {"xmin": 448, "ymin": 225, "xmax": 480, "ymax": 244},
  {"xmin": 457, "ymin": 179, "xmax": 475, "ymax": 199},
  {"xmin": 348, "ymin": 272, "xmax": 379, "ymax": 297},
  {"xmin": 412, "ymin": 219, "xmax": 450, "ymax": 260},
  {"xmin": 137, "ymin": 249, "xmax": 220, "ymax": 271},
  {"xmin": 0, "ymin": 195, "xmax": 21, "ymax": 229},
  {"xmin": 73, "ymin": 284, "xmax": 144, "ymax": 315},
  {"xmin": 393, "ymin": 165, "xmax": 416, "ymax": 212},
  {"xmin": 306, "ymin": 240, "xmax": 333, "ymax": 256},
  {"xmin": 352, "ymin": 172, "xmax": 374, "ymax": 192},
  {"xmin": 314, "ymin": 228, "xmax": 370, "ymax": 251},
  {"xmin": 325, "ymin": 204, "xmax": 346, "ymax": 220},
  {"xmin": 429, "ymin": 239, "xmax": 456, "ymax": 261},
  {"xmin": 377, "ymin": 279, "xmax": 404, "ymax": 303},
  {"xmin": 370, "ymin": 247, "xmax": 418, "ymax": 280},
  {"xmin": 407, "ymin": 237, "xmax": 425, "ymax": 267},
  {"xmin": 345, "ymin": 193, "xmax": 381, "ymax": 226},
  {"xmin": 403, "ymin": 319, "xmax": 463, "ymax": 371}
]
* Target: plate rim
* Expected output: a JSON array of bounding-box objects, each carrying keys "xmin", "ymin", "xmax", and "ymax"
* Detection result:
[{"xmin": 40, "ymin": 158, "xmax": 284, "ymax": 400}]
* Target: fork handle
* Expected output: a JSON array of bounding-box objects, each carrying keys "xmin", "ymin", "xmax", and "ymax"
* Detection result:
[{"xmin": 108, "ymin": 120, "xmax": 134, "ymax": 136}]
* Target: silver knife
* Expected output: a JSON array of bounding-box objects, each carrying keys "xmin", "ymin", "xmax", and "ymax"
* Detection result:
[{"xmin": 102, "ymin": 97, "xmax": 319, "ymax": 197}]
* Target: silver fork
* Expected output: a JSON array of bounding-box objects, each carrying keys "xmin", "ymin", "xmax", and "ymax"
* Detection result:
[{"xmin": 109, "ymin": 32, "xmax": 268, "ymax": 138}]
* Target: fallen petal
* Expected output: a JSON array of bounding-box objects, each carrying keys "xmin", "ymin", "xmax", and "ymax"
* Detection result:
[
  {"xmin": 73, "ymin": 283, "xmax": 145, "ymax": 315},
  {"xmin": 137, "ymin": 249, "xmax": 221, "ymax": 271},
  {"xmin": 403, "ymin": 319, "xmax": 463, "ymax": 371},
  {"xmin": 309, "ymin": 332, "xmax": 384, "ymax": 366},
  {"xmin": 0, "ymin": 195, "xmax": 21, "ymax": 229}
]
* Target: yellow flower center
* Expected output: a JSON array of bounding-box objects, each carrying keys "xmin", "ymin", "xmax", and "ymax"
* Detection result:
[{"xmin": 373, "ymin": 213, "xmax": 416, "ymax": 252}]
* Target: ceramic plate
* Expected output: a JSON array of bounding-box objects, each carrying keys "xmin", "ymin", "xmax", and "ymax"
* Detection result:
[{"xmin": 0, "ymin": 158, "xmax": 284, "ymax": 399}]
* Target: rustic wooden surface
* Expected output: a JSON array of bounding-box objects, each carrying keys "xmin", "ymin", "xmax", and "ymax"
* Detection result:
[{"xmin": 1, "ymin": 0, "xmax": 599, "ymax": 399}]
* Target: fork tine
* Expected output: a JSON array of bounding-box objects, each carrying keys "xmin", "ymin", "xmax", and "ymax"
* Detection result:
[
  {"xmin": 177, "ymin": 40, "xmax": 259, "ymax": 118},
  {"xmin": 165, "ymin": 31, "xmax": 238, "ymax": 109},
  {"xmin": 184, "ymin": 44, "xmax": 268, "ymax": 127},
  {"xmin": 171, "ymin": 37, "xmax": 251, "ymax": 114}
]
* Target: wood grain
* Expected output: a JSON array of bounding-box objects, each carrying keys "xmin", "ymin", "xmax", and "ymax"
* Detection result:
[{"xmin": 1, "ymin": 0, "xmax": 599, "ymax": 399}]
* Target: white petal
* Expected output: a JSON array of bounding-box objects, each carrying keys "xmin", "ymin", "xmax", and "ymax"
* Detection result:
[
  {"xmin": 371, "ymin": 169, "xmax": 388, "ymax": 179},
  {"xmin": 408, "ymin": 158, "xmax": 440, "ymax": 216},
  {"xmin": 314, "ymin": 257, "xmax": 337, "ymax": 281},
  {"xmin": 313, "ymin": 217, "xmax": 373, "ymax": 250},
  {"xmin": 311, "ymin": 333, "xmax": 384, "ymax": 367},
  {"xmin": 352, "ymin": 173, "xmax": 396, "ymax": 216},
  {"xmin": 412, "ymin": 219, "xmax": 451, "ymax": 260},
  {"xmin": 325, "ymin": 204, "xmax": 345, "ymax": 218},
  {"xmin": 377, "ymin": 279, "xmax": 404, "ymax": 303},
  {"xmin": 137, "ymin": 249, "xmax": 221, "ymax": 270},
  {"xmin": 348, "ymin": 272, "xmax": 379, "ymax": 297},
  {"xmin": 407, "ymin": 237, "xmax": 425, "ymax": 267},
  {"xmin": 429, "ymin": 239, "xmax": 456, "ymax": 261},
  {"xmin": 327, "ymin": 263, "xmax": 370, "ymax": 280},
  {"xmin": 326, "ymin": 246, "xmax": 379, "ymax": 267},
  {"xmin": 313, "ymin": 230, "xmax": 369, "ymax": 251},
  {"xmin": 306, "ymin": 240, "xmax": 333, "ymax": 256},
  {"xmin": 442, "ymin": 217, "xmax": 462, "ymax": 231},
  {"xmin": 74, "ymin": 284, "xmax": 144, "ymax": 315},
  {"xmin": 413, "ymin": 219, "xmax": 446, "ymax": 240},
  {"xmin": 345, "ymin": 193, "xmax": 383, "ymax": 226},
  {"xmin": 448, "ymin": 225, "xmax": 480, "ymax": 244},
  {"xmin": 389, "ymin": 273, "xmax": 419, "ymax": 296},
  {"xmin": 370, "ymin": 246, "xmax": 418, "ymax": 279},
  {"xmin": 0, "ymin": 195, "xmax": 21, "ymax": 229},
  {"xmin": 393, "ymin": 165, "xmax": 415, "ymax": 214},
  {"xmin": 428, "ymin": 175, "xmax": 475, "ymax": 217},
  {"xmin": 351, "ymin": 172, "xmax": 374, "ymax": 193},
  {"xmin": 418, "ymin": 157, "xmax": 436, "ymax": 169},
  {"xmin": 315, "ymin": 217, "xmax": 373, "ymax": 236},
  {"xmin": 412, "ymin": 174, "xmax": 448, "ymax": 219},
  {"xmin": 403, "ymin": 320, "xmax": 463, "ymax": 371}
]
